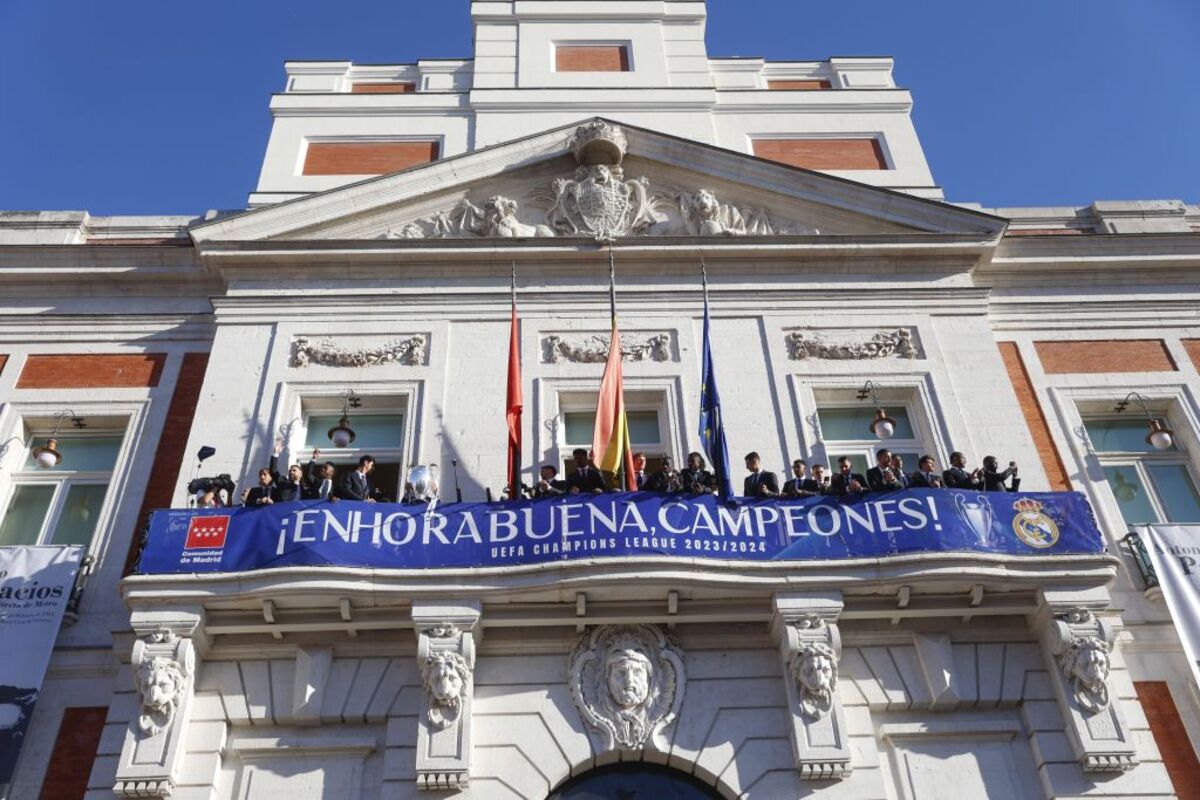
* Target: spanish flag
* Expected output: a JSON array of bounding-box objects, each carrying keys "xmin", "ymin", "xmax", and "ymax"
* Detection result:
[
  {"xmin": 592, "ymin": 323, "xmax": 637, "ymax": 490},
  {"xmin": 506, "ymin": 271, "xmax": 522, "ymax": 498}
]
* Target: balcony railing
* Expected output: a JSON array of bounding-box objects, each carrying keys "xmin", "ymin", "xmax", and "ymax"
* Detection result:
[{"xmin": 1121, "ymin": 531, "xmax": 1159, "ymax": 591}]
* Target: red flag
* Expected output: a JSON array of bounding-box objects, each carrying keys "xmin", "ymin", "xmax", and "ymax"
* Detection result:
[{"xmin": 506, "ymin": 294, "xmax": 522, "ymax": 497}]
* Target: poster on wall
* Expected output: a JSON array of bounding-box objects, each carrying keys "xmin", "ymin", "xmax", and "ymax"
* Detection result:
[
  {"xmin": 0, "ymin": 545, "xmax": 84, "ymax": 797},
  {"xmin": 1141, "ymin": 525, "xmax": 1200, "ymax": 691}
]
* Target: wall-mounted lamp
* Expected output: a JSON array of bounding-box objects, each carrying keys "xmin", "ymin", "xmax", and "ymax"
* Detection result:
[
  {"xmin": 31, "ymin": 410, "xmax": 86, "ymax": 469},
  {"xmin": 328, "ymin": 390, "xmax": 361, "ymax": 448},
  {"xmin": 1114, "ymin": 392, "xmax": 1174, "ymax": 450},
  {"xmin": 856, "ymin": 381, "xmax": 896, "ymax": 440}
]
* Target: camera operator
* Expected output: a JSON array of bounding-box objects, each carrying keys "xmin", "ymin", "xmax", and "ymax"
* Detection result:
[
  {"xmin": 942, "ymin": 451, "xmax": 984, "ymax": 490},
  {"xmin": 983, "ymin": 456, "xmax": 1020, "ymax": 492},
  {"xmin": 680, "ymin": 452, "xmax": 716, "ymax": 495},
  {"xmin": 188, "ymin": 474, "xmax": 235, "ymax": 508}
]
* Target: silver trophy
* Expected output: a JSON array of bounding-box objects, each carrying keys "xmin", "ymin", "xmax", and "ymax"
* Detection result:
[
  {"xmin": 408, "ymin": 464, "xmax": 440, "ymax": 502},
  {"xmin": 954, "ymin": 493, "xmax": 994, "ymax": 545}
]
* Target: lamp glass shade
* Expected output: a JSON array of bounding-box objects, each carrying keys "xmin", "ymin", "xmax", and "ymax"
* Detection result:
[
  {"xmin": 32, "ymin": 439, "xmax": 62, "ymax": 469},
  {"xmin": 870, "ymin": 410, "xmax": 897, "ymax": 440},
  {"xmin": 1147, "ymin": 421, "xmax": 1174, "ymax": 451},
  {"xmin": 328, "ymin": 416, "xmax": 356, "ymax": 448}
]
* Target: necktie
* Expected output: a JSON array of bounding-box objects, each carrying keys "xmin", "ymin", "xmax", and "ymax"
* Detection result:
[{"xmin": 321, "ymin": 479, "xmax": 331, "ymax": 499}]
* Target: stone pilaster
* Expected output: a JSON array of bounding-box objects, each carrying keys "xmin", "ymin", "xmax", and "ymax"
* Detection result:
[
  {"xmin": 113, "ymin": 608, "xmax": 208, "ymax": 798},
  {"xmin": 1035, "ymin": 587, "xmax": 1138, "ymax": 772},
  {"xmin": 411, "ymin": 600, "xmax": 481, "ymax": 790},
  {"xmin": 770, "ymin": 592, "xmax": 851, "ymax": 780}
]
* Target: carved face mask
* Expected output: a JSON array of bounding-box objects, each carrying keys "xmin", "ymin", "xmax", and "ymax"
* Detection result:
[
  {"xmin": 607, "ymin": 652, "xmax": 650, "ymax": 708},
  {"xmin": 430, "ymin": 662, "xmax": 463, "ymax": 703},
  {"xmin": 800, "ymin": 653, "xmax": 834, "ymax": 694}
]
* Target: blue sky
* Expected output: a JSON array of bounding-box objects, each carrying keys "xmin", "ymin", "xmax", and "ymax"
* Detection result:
[{"xmin": 1, "ymin": 1, "xmax": 1196, "ymax": 215}]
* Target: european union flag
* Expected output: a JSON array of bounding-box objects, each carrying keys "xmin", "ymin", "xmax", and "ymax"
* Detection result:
[{"xmin": 699, "ymin": 288, "xmax": 735, "ymax": 502}]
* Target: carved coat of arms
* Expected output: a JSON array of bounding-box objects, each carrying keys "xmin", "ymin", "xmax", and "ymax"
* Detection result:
[{"xmin": 545, "ymin": 164, "xmax": 665, "ymax": 241}]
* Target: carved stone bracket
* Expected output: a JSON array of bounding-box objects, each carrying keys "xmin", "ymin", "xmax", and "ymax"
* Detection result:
[
  {"xmin": 542, "ymin": 331, "xmax": 674, "ymax": 364},
  {"xmin": 291, "ymin": 334, "xmax": 427, "ymax": 368},
  {"xmin": 771, "ymin": 593, "xmax": 851, "ymax": 780},
  {"xmin": 569, "ymin": 623, "xmax": 685, "ymax": 753},
  {"xmin": 114, "ymin": 609, "xmax": 207, "ymax": 798},
  {"xmin": 1035, "ymin": 588, "xmax": 1137, "ymax": 773},
  {"xmin": 412, "ymin": 601, "xmax": 481, "ymax": 790},
  {"xmin": 785, "ymin": 328, "xmax": 920, "ymax": 360}
]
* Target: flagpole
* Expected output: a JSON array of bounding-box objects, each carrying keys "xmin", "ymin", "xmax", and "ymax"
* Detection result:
[{"xmin": 607, "ymin": 245, "xmax": 617, "ymax": 326}]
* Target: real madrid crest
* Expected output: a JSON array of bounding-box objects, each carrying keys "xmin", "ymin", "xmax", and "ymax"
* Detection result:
[{"xmin": 1012, "ymin": 497, "xmax": 1060, "ymax": 549}]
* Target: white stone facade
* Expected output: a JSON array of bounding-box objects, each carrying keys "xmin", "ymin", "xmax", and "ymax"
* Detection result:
[{"xmin": 3, "ymin": 4, "xmax": 1200, "ymax": 799}]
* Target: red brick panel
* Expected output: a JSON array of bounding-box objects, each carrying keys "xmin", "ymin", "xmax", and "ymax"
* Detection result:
[
  {"xmin": 766, "ymin": 80, "xmax": 832, "ymax": 90},
  {"xmin": 123, "ymin": 352, "xmax": 210, "ymax": 575},
  {"xmin": 752, "ymin": 138, "xmax": 888, "ymax": 170},
  {"xmin": 1004, "ymin": 228, "xmax": 1088, "ymax": 236},
  {"xmin": 555, "ymin": 45, "xmax": 630, "ymax": 72},
  {"xmin": 1034, "ymin": 340, "xmax": 1177, "ymax": 374},
  {"xmin": 351, "ymin": 82, "xmax": 416, "ymax": 94},
  {"xmin": 997, "ymin": 342, "xmax": 1072, "ymax": 491},
  {"xmin": 302, "ymin": 141, "xmax": 440, "ymax": 176},
  {"xmin": 0, "ymin": 354, "xmax": 7, "ymax": 376},
  {"xmin": 38, "ymin": 706, "xmax": 108, "ymax": 800},
  {"xmin": 18, "ymin": 354, "xmax": 166, "ymax": 389},
  {"xmin": 1135, "ymin": 682, "xmax": 1200, "ymax": 798}
]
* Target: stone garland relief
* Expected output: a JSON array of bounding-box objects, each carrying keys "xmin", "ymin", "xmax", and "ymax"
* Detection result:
[
  {"xmin": 569, "ymin": 623, "xmax": 686, "ymax": 751},
  {"xmin": 383, "ymin": 121, "xmax": 816, "ymax": 242},
  {"xmin": 291, "ymin": 334, "xmax": 427, "ymax": 368},
  {"xmin": 785, "ymin": 327, "xmax": 920, "ymax": 360},
  {"xmin": 542, "ymin": 331, "xmax": 674, "ymax": 364}
]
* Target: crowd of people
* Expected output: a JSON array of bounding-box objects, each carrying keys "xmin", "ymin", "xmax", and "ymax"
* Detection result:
[
  {"xmin": 197, "ymin": 443, "xmax": 1020, "ymax": 508},
  {"xmin": 525, "ymin": 446, "xmax": 1019, "ymax": 499}
]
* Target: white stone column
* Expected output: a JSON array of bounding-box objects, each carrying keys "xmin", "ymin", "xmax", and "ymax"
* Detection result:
[
  {"xmin": 411, "ymin": 600, "xmax": 481, "ymax": 791},
  {"xmin": 113, "ymin": 607, "xmax": 208, "ymax": 798},
  {"xmin": 1035, "ymin": 586, "xmax": 1138, "ymax": 772},
  {"xmin": 770, "ymin": 592, "xmax": 851, "ymax": 780}
]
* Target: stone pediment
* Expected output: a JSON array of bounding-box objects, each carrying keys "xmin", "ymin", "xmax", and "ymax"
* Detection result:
[{"xmin": 191, "ymin": 118, "xmax": 1006, "ymax": 244}]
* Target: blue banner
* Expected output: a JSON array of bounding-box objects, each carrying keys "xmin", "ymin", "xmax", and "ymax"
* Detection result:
[{"xmin": 137, "ymin": 490, "xmax": 1104, "ymax": 575}]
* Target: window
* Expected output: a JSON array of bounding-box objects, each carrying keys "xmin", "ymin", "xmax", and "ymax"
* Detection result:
[
  {"xmin": 555, "ymin": 44, "xmax": 631, "ymax": 73},
  {"xmin": 558, "ymin": 392, "xmax": 668, "ymax": 475},
  {"xmin": 752, "ymin": 137, "xmax": 888, "ymax": 170},
  {"xmin": 301, "ymin": 140, "xmax": 440, "ymax": 176},
  {"xmin": 1086, "ymin": 417, "xmax": 1200, "ymax": 526},
  {"xmin": 300, "ymin": 396, "xmax": 407, "ymax": 501},
  {"xmin": 815, "ymin": 402, "xmax": 923, "ymax": 476},
  {"xmin": 0, "ymin": 431, "xmax": 122, "ymax": 548},
  {"xmin": 351, "ymin": 82, "xmax": 416, "ymax": 94}
]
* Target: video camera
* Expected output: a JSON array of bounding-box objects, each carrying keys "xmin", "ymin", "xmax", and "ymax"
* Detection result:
[{"xmin": 188, "ymin": 474, "xmax": 236, "ymax": 496}]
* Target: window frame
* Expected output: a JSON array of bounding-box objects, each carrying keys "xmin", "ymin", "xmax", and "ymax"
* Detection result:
[
  {"xmin": 812, "ymin": 400, "xmax": 927, "ymax": 476},
  {"xmin": 1084, "ymin": 414, "xmax": 1200, "ymax": 526},
  {"xmin": 551, "ymin": 41, "xmax": 634, "ymax": 74}
]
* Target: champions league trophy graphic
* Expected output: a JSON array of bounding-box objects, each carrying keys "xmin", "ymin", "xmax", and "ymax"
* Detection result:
[{"xmin": 954, "ymin": 493, "xmax": 995, "ymax": 545}]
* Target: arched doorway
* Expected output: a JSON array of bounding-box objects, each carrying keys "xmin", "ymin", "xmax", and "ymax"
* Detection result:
[{"xmin": 546, "ymin": 763, "xmax": 726, "ymax": 800}]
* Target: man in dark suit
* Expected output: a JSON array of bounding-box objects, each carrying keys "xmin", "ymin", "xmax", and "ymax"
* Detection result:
[
  {"xmin": 910, "ymin": 455, "xmax": 943, "ymax": 488},
  {"xmin": 645, "ymin": 456, "xmax": 684, "ymax": 493},
  {"xmin": 943, "ymin": 451, "xmax": 984, "ymax": 490},
  {"xmin": 743, "ymin": 452, "xmax": 779, "ymax": 498},
  {"xmin": 783, "ymin": 459, "xmax": 820, "ymax": 498},
  {"xmin": 680, "ymin": 452, "xmax": 715, "ymax": 495},
  {"xmin": 566, "ymin": 448, "xmax": 606, "ymax": 494},
  {"xmin": 890, "ymin": 454, "xmax": 911, "ymax": 490},
  {"xmin": 983, "ymin": 456, "xmax": 1020, "ymax": 492},
  {"xmin": 632, "ymin": 453, "xmax": 649, "ymax": 490},
  {"xmin": 811, "ymin": 463, "xmax": 832, "ymax": 495},
  {"xmin": 273, "ymin": 461, "xmax": 307, "ymax": 503},
  {"xmin": 830, "ymin": 456, "xmax": 868, "ymax": 496},
  {"xmin": 533, "ymin": 464, "xmax": 568, "ymax": 498},
  {"xmin": 339, "ymin": 455, "xmax": 377, "ymax": 502},
  {"xmin": 866, "ymin": 448, "xmax": 904, "ymax": 492},
  {"xmin": 305, "ymin": 449, "xmax": 339, "ymax": 501}
]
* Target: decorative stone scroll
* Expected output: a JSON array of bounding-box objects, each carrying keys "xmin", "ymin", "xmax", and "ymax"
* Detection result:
[
  {"xmin": 114, "ymin": 610, "xmax": 206, "ymax": 798},
  {"xmin": 1035, "ymin": 588, "xmax": 1137, "ymax": 773},
  {"xmin": 380, "ymin": 122, "xmax": 816, "ymax": 242},
  {"xmin": 785, "ymin": 328, "xmax": 919, "ymax": 360},
  {"xmin": 771, "ymin": 593, "xmax": 851, "ymax": 780},
  {"xmin": 412, "ymin": 602, "xmax": 480, "ymax": 790},
  {"xmin": 569, "ymin": 624, "xmax": 685, "ymax": 751},
  {"xmin": 542, "ymin": 331, "xmax": 673, "ymax": 364},
  {"xmin": 291, "ymin": 334, "xmax": 427, "ymax": 368}
]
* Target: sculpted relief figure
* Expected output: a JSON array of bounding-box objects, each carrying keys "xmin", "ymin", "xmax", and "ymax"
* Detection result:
[
  {"xmin": 135, "ymin": 656, "xmax": 189, "ymax": 735},
  {"xmin": 792, "ymin": 641, "xmax": 839, "ymax": 719},
  {"xmin": 422, "ymin": 650, "xmax": 472, "ymax": 729},
  {"xmin": 570, "ymin": 624, "xmax": 685, "ymax": 750},
  {"xmin": 388, "ymin": 194, "xmax": 553, "ymax": 240},
  {"xmin": 1058, "ymin": 636, "xmax": 1112, "ymax": 713}
]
